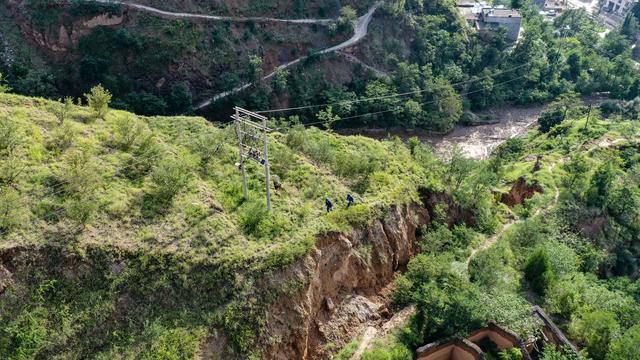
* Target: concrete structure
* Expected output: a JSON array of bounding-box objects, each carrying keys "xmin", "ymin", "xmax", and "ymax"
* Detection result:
[
  {"xmin": 604, "ymin": 0, "xmax": 637, "ymax": 15},
  {"xmin": 532, "ymin": 306, "xmax": 579, "ymax": 353},
  {"xmin": 416, "ymin": 308, "xmax": 579, "ymax": 360},
  {"xmin": 416, "ymin": 336, "xmax": 484, "ymax": 360},
  {"xmin": 416, "ymin": 322, "xmax": 532, "ymax": 360},
  {"xmin": 478, "ymin": 8, "xmax": 523, "ymax": 42},
  {"xmin": 456, "ymin": 1, "xmax": 522, "ymax": 41}
]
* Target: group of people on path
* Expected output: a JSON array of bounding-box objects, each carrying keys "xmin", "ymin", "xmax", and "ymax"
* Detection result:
[{"xmin": 325, "ymin": 193, "xmax": 356, "ymax": 212}]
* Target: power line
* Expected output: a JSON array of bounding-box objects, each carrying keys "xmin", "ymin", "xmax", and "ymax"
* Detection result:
[
  {"xmin": 256, "ymin": 62, "xmax": 533, "ymax": 115},
  {"xmin": 274, "ymin": 73, "xmax": 530, "ymax": 130}
]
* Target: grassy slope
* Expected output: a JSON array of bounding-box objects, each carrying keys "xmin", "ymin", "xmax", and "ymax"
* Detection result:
[{"xmin": 0, "ymin": 93, "xmax": 432, "ymax": 358}]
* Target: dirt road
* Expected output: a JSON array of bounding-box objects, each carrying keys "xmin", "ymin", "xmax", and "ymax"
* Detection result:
[
  {"xmin": 93, "ymin": 0, "xmax": 333, "ymax": 24},
  {"xmin": 195, "ymin": 4, "xmax": 380, "ymax": 109}
]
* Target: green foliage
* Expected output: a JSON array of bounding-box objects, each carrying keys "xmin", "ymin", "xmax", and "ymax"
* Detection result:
[
  {"xmin": 50, "ymin": 97, "xmax": 74, "ymax": 125},
  {"xmin": 123, "ymin": 92, "xmax": 167, "ymax": 116},
  {"xmin": 586, "ymin": 162, "xmax": 615, "ymax": 208},
  {"xmin": 149, "ymin": 156, "xmax": 192, "ymax": 202},
  {"xmin": 607, "ymin": 323, "xmax": 640, "ymax": 360},
  {"xmin": 420, "ymin": 224, "xmax": 475, "ymax": 260},
  {"xmin": 0, "ymin": 187, "xmax": 24, "ymax": 233},
  {"xmin": 539, "ymin": 107, "xmax": 566, "ymax": 133},
  {"xmin": 569, "ymin": 310, "xmax": 620, "ymax": 360},
  {"xmin": 47, "ymin": 120, "xmax": 77, "ymax": 153},
  {"xmin": 0, "ymin": 72, "xmax": 11, "ymax": 93},
  {"xmin": 58, "ymin": 149, "xmax": 101, "ymax": 225},
  {"xmin": 496, "ymin": 138, "xmax": 525, "ymax": 160},
  {"xmin": 168, "ymin": 82, "xmax": 193, "ymax": 115},
  {"xmin": 0, "ymin": 116, "xmax": 23, "ymax": 155},
  {"xmin": 137, "ymin": 324, "xmax": 205, "ymax": 360},
  {"xmin": 248, "ymin": 55, "xmax": 263, "ymax": 82},
  {"xmin": 336, "ymin": 6, "xmax": 358, "ymax": 34},
  {"xmin": 109, "ymin": 114, "xmax": 147, "ymax": 151},
  {"xmin": 524, "ymin": 247, "xmax": 555, "ymax": 296},
  {"xmin": 85, "ymin": 85, "xmax": 112, "ymax": 119},
  {"xmin": 0, "ymin": 306, "xmax": 50, "ymax": 359},
  {"xmin": 361, "ymin": 344, "xmax": 412, "ymax": 360},
  {"xmin": 539, "ymin": 346, "xmax": 582, "ymax": 360},
  {"xmin": 499, "ymin": 348, "xmax": 523, "ymax": 360}
]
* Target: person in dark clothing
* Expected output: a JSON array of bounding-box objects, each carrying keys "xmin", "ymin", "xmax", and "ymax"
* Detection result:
[
  {"xmin": 346, "ymin": 193, "xmax": 355, "ymax": 207},
  {"xmin": 325, "ymin": 198, "xmax": 333, "ymax": 212}
]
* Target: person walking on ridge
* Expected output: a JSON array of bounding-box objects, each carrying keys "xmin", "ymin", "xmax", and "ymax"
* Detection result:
[
  {"xmin": 325, "ymin": 197, "xmax": 333, "ymax": 212},
  {"xmin": 347, "ymin": 193, "xmax": 355, "ymax": 208}
]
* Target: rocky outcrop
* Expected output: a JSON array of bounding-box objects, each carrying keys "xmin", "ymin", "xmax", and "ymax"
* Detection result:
[
  {"xmin": 262, "ymin": 203, "xmax": 430, "ymax": 359},
  {"xmin": 500, "ymin": 176, "xmax": 543, "ymax": 207},
  {"xmin": 5, "ymin": 1, "xmax": 124, "ymax": 56}
]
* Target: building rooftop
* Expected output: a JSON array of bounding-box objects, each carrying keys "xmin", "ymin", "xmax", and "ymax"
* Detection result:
[{"xmin": 483, "ymin": 8, "xmax": 522, "ymax": 18}]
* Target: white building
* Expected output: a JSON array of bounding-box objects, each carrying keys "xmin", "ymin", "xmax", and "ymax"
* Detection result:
[{"xmin": 604, "ymin": 0, "xmax": 638, "ymax": 15}]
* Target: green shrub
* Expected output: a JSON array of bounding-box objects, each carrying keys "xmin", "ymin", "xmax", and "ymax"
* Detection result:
[
  {"xmin": 524, "ymin": 248, "xmax": 555, "ymax": 296},
  {"xmin": 109, "ymin": 114, "xmax": 147, "ymax": 151},
  {"xmin": 0, "ymin": 72, "xmax": 10, "ymax": 93},
  {"xmin": 138, "ymin": 323, "xmax": 205, "ymax": 360},
  {"xmin": 0, "ymin": 155, "xmax": 26, "ymax": 187},
  {"xmin": 122, "ymin": 133, "xmax": 161, "ymax": 180},
  {"xmin": 85, "ymin": 84, "xmax": 112, "ymax": 119},
  {"xmin": 0, "ymin": 187, "xmax": 24, "ymax": 233},
  {"xmin": 150, "ymin": 156, "xmax": 192, "ymax": 201},
  {"xmin": 64, "ymin": 194, "xmax": 99, "ymax": 225},
  {"xmin": 361, "ymin": 344, "xmax": 412, "ymax": 360},
  {"xmin": 496, "ymin": 138, "xmax": 524, "ymax": 160},
  {"xmin": 538, "ymin": 107, "xmax": 566, "ymax": 133},
  {"xmin": 0, "ymin": 307, "xmax": 49, "ymax": 359},
  {"xmin": 50, "ymin": 97, "xmax": 74, "ymax": 124},
  {"xmin": 238, "ymin": 199, "xmax": 269, "ymax": 236},
  {"xmin": 47, "ymin": 121, "xmax": 77, "ymax": 153},
  {"xmin": 607, "ymin": 323, "xmax": 640, "ymax": 360},
  {"xmin": 59, "ymin": 149, "xmax": 101, "ymax": 197},
  {"xmin": 0, "ymin": 116, "xmax": 23, "ymax": 154},
  {"xmin": 569, "ymin": 310, "xmax": 620, "ymax": 360}
]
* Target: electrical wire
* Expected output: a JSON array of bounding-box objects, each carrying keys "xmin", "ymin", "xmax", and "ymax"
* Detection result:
[
  {"xmin": 255, "ymin": 62, "xmax": 533, "ymax": 114},
  {"xmin": 273, "ymin": 72, "xmax": 531, "ymax": 130}
]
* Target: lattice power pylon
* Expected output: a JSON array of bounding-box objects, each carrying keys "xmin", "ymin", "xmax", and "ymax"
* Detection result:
[{"xmin": 232, "ymin": 107, "xmax": 273, "ymax": 211}]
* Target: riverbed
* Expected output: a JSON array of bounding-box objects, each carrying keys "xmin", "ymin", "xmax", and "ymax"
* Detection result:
[
  {"xmin": 339, "ymin": 96, "xmax": 606, "ymax": 159},
  {"xmin": 338, "ymin": 103, "xmax": 547, "ymax": 159}
]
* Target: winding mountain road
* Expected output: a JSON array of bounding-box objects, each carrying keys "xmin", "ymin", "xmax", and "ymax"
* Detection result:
[
  {"xmin": 94, "ymin": 0, "xmax": 333, "ymax": 24},
  {"xmin": 90, "ymin": 1, "xmax": 380, "ymax": 109},
  {"xmin": 193, "ymin": 5, "xmax": 379, "ymax": 109}
]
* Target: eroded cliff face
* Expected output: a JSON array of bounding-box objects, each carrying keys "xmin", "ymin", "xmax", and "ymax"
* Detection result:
[
  {"xmin": 1, "ymin": 198, "xmax": 456, "ymax": 359},
  {"xmin": 5, "ymin": 0, "xmax": 124, "ymax": 57},
  {"xmin": 261, "ymin": 204, "xmax": 430, "ymax": 359}
]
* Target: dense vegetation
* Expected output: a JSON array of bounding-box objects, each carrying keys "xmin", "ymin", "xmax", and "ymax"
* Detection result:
[
  {"xmin": 2, "ymin": 0, "xmax": 640, "ymax": 359},
  {"xmin": 0, "ymin": 91, "xmax": 438, "ymax": 358},
  {"xmin": 3, "ymin": 0, "xmax": 640, "ymax": 131},
  {"xmin": 360, "ymin": 97, "xmax": 640, "ymax": 360}
]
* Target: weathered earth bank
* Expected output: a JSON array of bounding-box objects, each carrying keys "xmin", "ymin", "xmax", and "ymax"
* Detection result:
[
  {"xmin": 0, "ymin": 192, "xmax": 464, "ymax": 359},
  {"xmin": 259, "ymin": 189, "xmax": 474, "ymax": 359},
  {"xmin": 261, "ymin": 203, "xmax": 429, "ymax": 359}
]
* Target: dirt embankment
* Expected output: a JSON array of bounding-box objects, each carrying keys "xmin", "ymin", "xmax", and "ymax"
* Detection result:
[
  {"xmin": 500, "ymin": 176, "xmax": 544, "ymax": 207},
  {"xmin": 259, "ymin": 190, "xmax": 474, "ymax": 359},
  {"xmin": 247, "ymin": 203, "xmax": 427, "ymax": 359},
  {"xmin": 0, "ymin": 192, "xmax": 467, "ymax": 359}
]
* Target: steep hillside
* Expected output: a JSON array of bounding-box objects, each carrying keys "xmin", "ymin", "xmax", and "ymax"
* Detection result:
[{"xmin": 0, "ymin": 92, "xmax": 440, "ymax": 359}]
